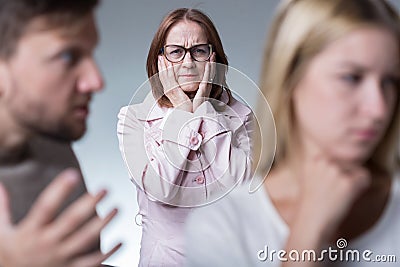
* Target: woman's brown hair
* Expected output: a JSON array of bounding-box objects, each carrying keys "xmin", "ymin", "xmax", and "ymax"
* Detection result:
[{"xmin": 146, "ymin": 8, "xmax": 232, "ymax": 107}]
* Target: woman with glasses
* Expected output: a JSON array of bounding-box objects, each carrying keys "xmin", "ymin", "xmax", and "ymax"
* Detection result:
[
  {"xmin": 117, "ymin": 8, "xmax": 254, "ymax": 266},
  {"xmin": 185, "ymin": 0, "xmax": 400, "ymax": 266}
]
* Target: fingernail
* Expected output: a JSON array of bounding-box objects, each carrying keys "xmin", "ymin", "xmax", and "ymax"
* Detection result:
[
  {"xmin": 114, "ymin": 242, "xmax": 123, "ymax": 250},
  {"xmin": 105, "ymin": 208, "xmax": 118, "ymax": 221},
  {"xmin": 108, "ymin": 242, "xmax": 123, "ymax": 254},
  {"xmin": 96, "ymin": 189, "xmax": 108, "ymax": 199},
  {"xmin": 110, "ymin": 207, "xmax": 118, "ymax": 216}
]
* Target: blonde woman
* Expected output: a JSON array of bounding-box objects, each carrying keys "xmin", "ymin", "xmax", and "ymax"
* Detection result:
[{"xmin": 185, "ymin": 0, "xmax": 400, "ymax": 266}]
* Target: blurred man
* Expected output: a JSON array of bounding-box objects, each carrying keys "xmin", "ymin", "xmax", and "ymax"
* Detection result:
[{"xmin": 0, "ymin": 0, "xmax": 120, "ymax": 266}]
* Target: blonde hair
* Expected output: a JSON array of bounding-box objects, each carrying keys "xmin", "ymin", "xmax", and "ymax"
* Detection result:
[{"xmin": 255, "ymin": 0, "xmax": 400, "ymax": 175}]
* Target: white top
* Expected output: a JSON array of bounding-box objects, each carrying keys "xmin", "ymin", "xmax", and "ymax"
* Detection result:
[{"xmin": 185, "ymin": 176, "xmax": 400, "ymax": 267}]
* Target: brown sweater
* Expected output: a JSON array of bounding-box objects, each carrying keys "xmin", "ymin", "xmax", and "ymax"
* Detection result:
[
  {"xmin": 0, "ymin": 137, "xmax": 109, "ymax": 266},
  {"xmin": 0, "ymin": 136, "xmax": 87, "ymax": 223},
  {"xmin": 0, "ymin": 135, "xmax": 102, "ymax": 262}
]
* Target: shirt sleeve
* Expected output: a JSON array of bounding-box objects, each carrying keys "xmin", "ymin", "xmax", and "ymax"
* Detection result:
[{"xmin": 117, "ymin": 105, "xmax": 203, "ymax": 203}]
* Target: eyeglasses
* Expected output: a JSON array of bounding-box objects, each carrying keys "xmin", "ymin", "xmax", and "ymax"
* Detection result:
[{"xmin": 161, "ymin": 44, "xmax": 212, "ymax": 63}]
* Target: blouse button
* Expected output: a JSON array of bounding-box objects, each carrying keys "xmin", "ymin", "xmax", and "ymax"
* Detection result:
[
  {"xmin": 190, "ymin": 136, "xmax": 199, "ymax": 146},
  {"xmin": 195, "ymin": 176, "xmax": 205, "ymax": 184}
]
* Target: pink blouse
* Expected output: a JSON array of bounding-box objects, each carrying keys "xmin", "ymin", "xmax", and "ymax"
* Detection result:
[{"xmin": 117, "ymin": 91, "xmax": 254, "ymax": 266}]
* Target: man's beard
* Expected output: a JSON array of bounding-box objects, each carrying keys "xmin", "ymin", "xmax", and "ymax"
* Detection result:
[
  {"xmin": 26, "ymin": 117, "xmax": 87, "ymax": 143},
  {"xmin": 37, "ymin": 123, "xmax": 86, "ymax": 142}
]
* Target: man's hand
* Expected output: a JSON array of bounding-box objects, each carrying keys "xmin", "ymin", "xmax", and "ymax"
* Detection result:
[{"xmin": 0, "ymin": 168, "xmax": 121, "ymax": 267}]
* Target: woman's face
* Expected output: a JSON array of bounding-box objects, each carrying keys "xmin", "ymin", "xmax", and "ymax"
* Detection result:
[
  {"xmin": 292, "ymin": 27, "xmax": 399, "ymax": 163},
  {"xmin": 164, "ymin": 21, "xmax": 208, "ymax": 93}
]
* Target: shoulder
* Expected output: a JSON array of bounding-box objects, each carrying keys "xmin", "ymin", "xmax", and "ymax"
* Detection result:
[
  {"xmin": 229, "ymin": 96, "xmax": 253, "ymax": 117},
  {"xmin": 218, "ymin": 89, "xmax": 253, "ymax": 118},
  {"xmin": 385, "ymin": 174, "xmax": 400, "ymax": 213},
  {"xmin": 184, "ymin": 184, "xmax": 259, "ymax": 266},
  {"xmin": 390, "ymin": 175, "xmax": 400, "ymax": 212},
  {"xmin": 364, "ymin": 175, "xmax": 400, "ymax": 239},
  {"xmin": 185, "ymin": 183, "xmax": 276, "ymax": 267},
  {"xmin": 118, "ymin": 92, "xmax": 166, "ymax": 123},
  {"xmin": 187, "ymin": 183, "xmax": 263, "ymax": 232},
  {"xmin": 32, "ymin": 136, "xmax": 80, "ymax": 169},
  {"xmin": 187, "ymin": 178, "xmax": 289, "ymax": 239},
  {"xmin": 117, "ymin": 103, "xmax": 147, "ymax": 122}
]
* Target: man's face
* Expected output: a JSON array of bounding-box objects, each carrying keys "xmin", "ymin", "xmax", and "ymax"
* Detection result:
[{"xmin": 0, "ymin": 13, "xmax": 103, "ymax": 141}]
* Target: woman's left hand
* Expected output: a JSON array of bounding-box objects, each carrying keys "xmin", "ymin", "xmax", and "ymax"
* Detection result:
[{"xmin": 193, "ymin": 53, "xmax": 216, "ymax": 111}]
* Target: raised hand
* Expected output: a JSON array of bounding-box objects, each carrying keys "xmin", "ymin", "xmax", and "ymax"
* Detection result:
[
  {"xmin": 158, "ymin": 56, "xmax": 192, "ymax": 112},
  {"xmin": 281, "ymin": 155, "xmax": 370, "ymax": 267},
  {"xmin": 0, "ymin": 168, "xmax": 121, "ymax": 267},
  {"xmin": 193, "ymin": 53, "xmax": 216, "ymax": 111},
  {"xmin": 297, "ymin": 156, "xmax": 370, "ymax": 239}
]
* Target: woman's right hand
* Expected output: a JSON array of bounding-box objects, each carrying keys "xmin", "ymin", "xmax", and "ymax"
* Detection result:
[
  {"xmin": 158, "ymin": 56, "xmax": 192, "ymax": 112},
  {"xmin": 281, "ymin": 157, "xmax": 370, "ymax": 267},
  {"xmin": 297, "ymin": 156, "xmax": 371, "ymax": 239}
]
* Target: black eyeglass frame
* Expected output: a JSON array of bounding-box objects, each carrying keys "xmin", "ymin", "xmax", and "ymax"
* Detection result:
[{"xmin": 160, "ymin": 44, "xmax": 213, "ymax": 63}]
